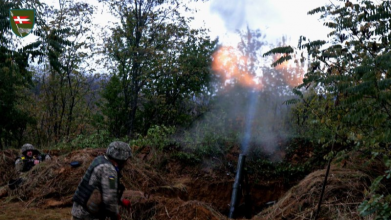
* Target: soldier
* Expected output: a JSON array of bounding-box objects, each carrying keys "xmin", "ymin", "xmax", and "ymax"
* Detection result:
[
  {"xmin": 14, "ymin": 143, "xmax": 51, "ymax": 173},
  {"xmin": 71, "ymin": 141, "xmax": 132, "ymax": 220},
  {"xmin": 4, "ymin": 144, "xmax": 52, "ymax": 192}
]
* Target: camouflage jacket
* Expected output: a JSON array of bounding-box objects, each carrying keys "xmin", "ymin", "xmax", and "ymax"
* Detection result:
[{"xmin": 72, "ymin": 155, "xmax": 119, "ymax": 219}]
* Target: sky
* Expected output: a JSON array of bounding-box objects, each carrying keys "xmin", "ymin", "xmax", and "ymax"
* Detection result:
[
  {"xmin": 191, "ymin": 0, "xmax": 332, "ymax": 46},
  {"xmin": 39, "ymin": 0, "xmax": 333, "ymax": 48}
]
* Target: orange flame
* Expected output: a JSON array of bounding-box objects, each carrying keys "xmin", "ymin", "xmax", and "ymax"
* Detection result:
[
  {"xmin": 212, "ymin": 46, "xmax": 263, "ymax": 91},
  {"xmin": 212, "ymin": 46, "xmax": 305, "ymax": 90}
]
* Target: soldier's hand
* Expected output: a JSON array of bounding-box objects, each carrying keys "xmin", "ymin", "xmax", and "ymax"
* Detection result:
[
  {"xmin": 121, "ymin": 199, "xmax": 131, "ymax": 211},
  {"xmin": 34, "ymin": 160, "xmax": 40, "ymax": 165}
]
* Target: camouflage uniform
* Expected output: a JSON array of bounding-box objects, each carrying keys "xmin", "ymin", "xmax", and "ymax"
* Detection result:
[
  {"xmin": 72, "ymin": 141, "xmax": 132, "ymax": 220},
  {"xmin": 5, "ymin": 144, "xmax": 52, "ymax": 191},
  {"xmin": 14, "ymin": 143, "xmax": 51, "ymax": 173}
]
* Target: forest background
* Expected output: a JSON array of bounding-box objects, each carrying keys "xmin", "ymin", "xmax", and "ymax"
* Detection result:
[
  {"xmin": 0, "ymin": 0, "xmax": 302, "ymax": 152},
  {"xmin": 3, "ymin": 0, "xmax": 391, "ymax": 217}
]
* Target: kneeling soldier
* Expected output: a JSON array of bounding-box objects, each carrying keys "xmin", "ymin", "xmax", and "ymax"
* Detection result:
[{"xmin": 71, "ymin": 141, "xmax": 132, "ymax": 220}]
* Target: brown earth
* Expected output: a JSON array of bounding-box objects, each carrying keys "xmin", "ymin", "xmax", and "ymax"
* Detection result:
[
  {"xmin": 0, "ymin": 147, "xmax": 289, "ymax": 220},
  {"xmin": 0, "ymin": 144, "xmax": 380, "ymax": 220}
]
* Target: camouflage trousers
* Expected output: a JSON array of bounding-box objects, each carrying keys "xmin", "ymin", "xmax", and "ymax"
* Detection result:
[{"xmin": 71, "ymin": 202, "xmax": 104, "ymax": 220}]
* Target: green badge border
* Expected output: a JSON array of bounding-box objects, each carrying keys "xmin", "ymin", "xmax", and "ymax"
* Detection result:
[{"xmin": 9, "ymin": 9, "xmax": 35, "ymax": 38}]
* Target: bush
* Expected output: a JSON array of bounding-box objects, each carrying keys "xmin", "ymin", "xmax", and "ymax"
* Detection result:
[
  {"xmin": 358, "ymin": 157, "xmax": 391, "ymax": 219},
  {"xmin": 56, "ymin": 130, "xmax": 113, "ymax": 150},
  {"xmin": 171, "ymin": 152, "xmax": 201, "ymax": 165},
  {"xmin": 131, "ymin": 125, "xmax": 175, "ymax": 151}
]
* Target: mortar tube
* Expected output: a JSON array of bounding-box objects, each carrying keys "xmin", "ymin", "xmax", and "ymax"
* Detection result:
[{"xmin": 228, "ymin": 154, "xmax": 246, "ymax": 219}]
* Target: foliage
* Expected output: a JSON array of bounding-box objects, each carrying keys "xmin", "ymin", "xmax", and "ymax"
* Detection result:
[
  {"xmin": 139, "ymin": 30, "xmax": 217, "ymax": 132},
  {"xmin": 358, "ymin": 156, "xmax": 391, "ymax": 219},
  {"xmin": 359, "ymin": 193, "xmax": 391, "ymax": 220},
  {"xmin": 249, "ymin": 159, "xmax": 310, "ymax": 183},
  {"xmin": 247, "ymin": 137, "xmax": 327, "ymax": 184},
  {"xmin": 100, "ymin": 74, "xmax": 128, "ymax": 138},
  {"xmin": 170, "ymin": 151, "xmax": 201, "ymax": 165},
  {"xmin": 0, "ymin": 1, "xmax": 44, "ymax": 148},
  {"xmin": 264, "ymin": 0, "xmax": 391, "ymax": 217},
  {"xmin": 100, "ymin": 0, "xmax": 217, "ymax": 138},
  {"xmin": 0, "ymin": 0, "xmax": 98, "ymax": 148},
  {"xmin": 55, "ymin": 130, "xmax": 113, "ymax": 150},
  {"xmin": 27, "ymin": 0, "xmax": 97, "ymax": 146},
  {"xmin": 131, "ymin": 125, "xmax": 175, "ymax": 151},
  {"xmin": 176, "ymin": 106, "xmax": 239, "ymax": 154}
]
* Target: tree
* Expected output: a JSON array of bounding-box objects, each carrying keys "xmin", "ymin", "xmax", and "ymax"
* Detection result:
[
  {"xmin": 264, "ymin": 0, "xmax": 391, "ymax": 218},
  {"xmin": 101, "ymin": 0, "xmax": 217, "ymax": 137},
  {"xmin": 26, "ymin": 0, "xmax": 97, "ymax": 145},
  {"xmin": 100, "ymin": 74, "xmax": 127, "ymax": 137},
  {"xmin": 139, "ymin": 28, "xmax": 217, "ymax": 132},
  {"xmin": 0, "ymin": 1, "xmax": 44, "ymax": 148}
]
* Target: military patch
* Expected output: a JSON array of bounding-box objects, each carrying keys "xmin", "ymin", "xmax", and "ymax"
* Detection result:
[
  {"xmin": 21, "ymin": 156, "xmax": 25, "ymax": 160},
  {"xmin": 109, "ymin": 176, "xmax": 116, "ymax": 189},
  {"xmin": 10, "ymin": 9, "xmax": 35, "ymax": 37}
]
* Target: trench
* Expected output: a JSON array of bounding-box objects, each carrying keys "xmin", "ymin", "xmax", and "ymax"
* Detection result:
[
  {"xmin": 189, "ymin": 180, "xmax": 288, "ymax": 218},
  {"xmin": 133, "ymin": 177, "xmax": 289, "ymax": 219}
]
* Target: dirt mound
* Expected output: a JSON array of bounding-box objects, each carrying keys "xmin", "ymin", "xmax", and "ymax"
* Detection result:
[
  {"xmin": 1, "ymin": 148, "xmax": 168, "ymax": 208},
  {"xmin": 3, "ymin": 149, "xmax": 104, "ymax": 207},
  {"xmin": 0, "ymin": 147, "xmax": 293, "ymax": 219},
  {"xmin": 127, "ymin": 196, "xmax": 227, "ymax": 220},
  {"xmin": 0, "ymin": 149, "xmax": 60, "ymax": 187},
  {"xmin": 1, "ymin": 148, "xmax": 233, "ymax": 220},
  {"xmin": 253, "ymin": 167, "xmax": 372, "ymax": 220}
]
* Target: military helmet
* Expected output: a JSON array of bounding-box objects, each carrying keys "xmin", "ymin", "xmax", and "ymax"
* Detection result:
[
  {"xmin": 21, "ymin": 143, "xmax": 36, "ymax": 154},
  {"xmin": 106, "ymin": 141, "xmax": 132, "ymax": 161},
  {"xmin": 22, "ymin": 144, "xmax": 35, "ymax": 153}
]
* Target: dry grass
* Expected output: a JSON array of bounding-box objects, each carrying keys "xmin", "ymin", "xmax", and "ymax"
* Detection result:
[
  {"xmin": 254, "ymin": 167, "xmax": 374, "ymax": 220},
  {"xmin": 1, "ymin": 148, "xmax": 382, "ymax": 220},
  {"xmin": 0, "ymin": 202, "xmax": 72, "ymax": 220},
  {"xmin": 127, "ymin": 197, "xmax": 227, "ymax": 220},
  {"xmin": 0, "ymin": 150, "xmax": 19, "ymax": 186},
  {"xmin": 2, "ymin": 148, "xmax": 165, "ymax": 208},
  {"xmin": 9, "ymin": 148, "xmax": 169, "ymax": 209},
  {"xmin": 121, "ymin": 157, "xmax": 168, "ymax": 194}
]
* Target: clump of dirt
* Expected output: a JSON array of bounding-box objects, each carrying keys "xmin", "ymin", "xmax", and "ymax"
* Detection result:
[{"xmin": 253, "ymin": 167, "xmax": 372, "ymax": 220}]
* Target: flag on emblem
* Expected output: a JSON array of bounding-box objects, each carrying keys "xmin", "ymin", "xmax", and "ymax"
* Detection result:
[{"xmin": 10, "ymin": 9, "xmax": 35, "ymax": 37}]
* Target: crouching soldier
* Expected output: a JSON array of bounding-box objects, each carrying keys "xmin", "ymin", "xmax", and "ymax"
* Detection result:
[
  {"xmin": 14, "ymin": 143, "xmax": 51, "ymax": 173},
  {"xmin": 71, "ymin": 141, "xmax": 132, "ymax": 220},
  {"xmin": 7, "ymin": 143, "xmax": 52, "ymax": 190}
]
